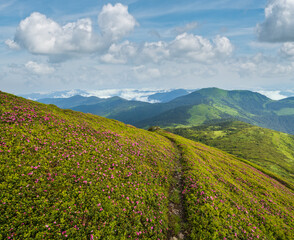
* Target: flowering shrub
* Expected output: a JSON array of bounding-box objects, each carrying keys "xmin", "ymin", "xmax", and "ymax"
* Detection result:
[
  {"xmin": 0, "ymin": 91, "xmax": 178, "ymax": 239},
  {"xmin": 159, "ymin": 130, "xmax": 294, "ymax": 240}
]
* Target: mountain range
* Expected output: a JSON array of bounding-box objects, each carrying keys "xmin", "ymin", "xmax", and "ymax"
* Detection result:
[
  {"xmin": 37, "ymin": 88, "xmax": 294, "ymax": 134},
  {"xmin": 1, "ymin": 90, "xmax": 293, "ymax": 239},
  {"xmin": 21, "ymin": 89, "xmax": 192, "ymax": 103}
]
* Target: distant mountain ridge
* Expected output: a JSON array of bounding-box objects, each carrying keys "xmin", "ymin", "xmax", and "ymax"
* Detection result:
[
  {"xmin": 37, "ymin": 87, "xmax": 294, "ymax": 134},
  {"xmin": 22, "ymin": 89, "xmax": 193, "ymax": 103},
  {"xmin": 147, "ymin": 89, "xmax": 190, "ymax": 103}
]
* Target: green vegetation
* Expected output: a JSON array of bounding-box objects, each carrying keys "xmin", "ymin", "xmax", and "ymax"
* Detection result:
[
  {"xmin": 167, "ymin": 121, "xmax": 294, "ymax": 184},
  {"xmin": 1, "ymin": 91, "xmax": 294, "ymax": 239},
  {"xmin": 157, "ymin": 129, "xmax": 294, "ymax": 239},
  {"xmin": 0, "ymin": 91, "xmax": 178, "ymax": 239},
  {"xmin": 38, "ymin": 88, "xmax": 294, "ymax": 135}
]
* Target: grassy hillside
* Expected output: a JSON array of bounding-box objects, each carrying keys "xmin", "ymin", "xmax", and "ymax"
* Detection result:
[
  {"xmin": 167, "ymin": 121, "xmax": 294, "ymax": 184},
  {"xmin": 1, "ymin": 91, "xmax": 294, "ymax": 239},
  {"xmin": 0, "ymin": 91, "xmax": 178, "ymax": 239},
  {"xmin": 156, "ymin": 129, "xmax": 294, "ymax": 239},
  {"xmin": 72, "ymin": 97, "xmax": 150, "ymax": 118},
  {"xmin": 37, "ymin": 88, "xmax": 294, "ymax": 134},
  {"xmin": 128, "ymin": 88, "xmax": 294, "ymax": 134},
  {"xmin": 136, "ymin": 88, "xmax": 272, "ymax": 129}
]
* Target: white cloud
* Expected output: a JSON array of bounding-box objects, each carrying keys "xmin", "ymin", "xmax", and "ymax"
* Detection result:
[
  {"xmin": 140, "ymin": 41, "xmax": 169, "ymax": 63},
  {"xmin": 257, "ymin": 0, "xmax": 294, "ymax": 42},
  {"xmin": 99, "ymin": 33, "xmax": 234, "ymax": 65},
  {"xmin": 98, "ymin": 3, "xmax": 137, "ymax": 42},
  {"xmin": 83, "ymin": 88, "xmax": 161, "ymax": 102},
  {"xmin": 6, "ymin": 12, "xmax": 102, "ymax": 55},
  {"xmin": 214, "ymin": 35, "xmax": 234, "ymax": 56},
  {"xmin": 5, "ymin": 39, "xmax": 20, "ymax": 50},
  {"xmin": 280, "ymin": 42, "xmax": 294, "ymax": 58},
  {"xmin": 233, "ymin": 53, "xmax": 294, "ymax": 78},
  {"xmin": 25, "ymin": 61, "xmax": 55, "ymax": 75},
  {"xmin": 6, "ymin": 3, "xmax": 233, "ymax": 66},
  {"xmin": 169, "ymin": 33, "xmax": 233, "ymax": 63},
  {"xmin": 6, "ymin": 3, "xmax": 137, "ymax": 58},
  {"xmin": 257, "ymin": 90, "xmax": 288, "ymax": 100},
  {"xmin": 132, "ymin": 65, "xmax": 161, "ymax": 80},
  {"xmin": 100, "ymin": 41, "xmax": 137, "ymax": 64}
]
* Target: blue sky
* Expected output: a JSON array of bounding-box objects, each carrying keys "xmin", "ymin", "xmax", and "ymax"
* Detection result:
[{"xmin": 1, "ymin": 0, "xmax": 294, "ymax": 98}]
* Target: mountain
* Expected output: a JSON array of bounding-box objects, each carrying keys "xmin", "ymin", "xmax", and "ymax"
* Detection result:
[
  {"xmin": 147, "ymin": 89, "xmax": 191, "ymax": 103},
  {"xmin": 38, "ymin": 95, "xmax": 105, "ymax": 109},
  {"xmin": 72, "ymin": 97, "xmax": 150, "ymax": 117},
  {"xmin": 167, "ymin": 120, "xmax": 294, "ymax": 184},
  {"xmin": 20, "ymin": 89, "xmax": 89, "ymax": 100},
  {"xmin": 136, "ymin": 88, "xmax": 271, "ymax": 127},
  {"xmin": 23, "ymin": 89, "xmax": 192, "ymax": 103},
  {"xmin": 1, "ymin": 90, "xmax": 293, "ymax": 239},
  {"xmin": 36, "ymin": 88, "xmax": 294, "ymax": 134},
  {"xmin": 136, "ymin": 88, "xmax": 294, "ymax": 134}
]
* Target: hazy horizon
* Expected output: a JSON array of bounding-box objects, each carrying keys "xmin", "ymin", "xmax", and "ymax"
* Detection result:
[{"xmin": 15, "ymin": 87, "xmax": 294, "ymax": 102}]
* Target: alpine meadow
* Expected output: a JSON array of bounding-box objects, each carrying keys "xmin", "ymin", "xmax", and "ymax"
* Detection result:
[{"xmin": 1, "ymin": 0, "xmax": 294, "ymax": 239}]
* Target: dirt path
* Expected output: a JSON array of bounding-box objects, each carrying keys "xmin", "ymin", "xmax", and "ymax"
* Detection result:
[
  {"xmin": 147, "ymin": 127, "xmax": 188, "ymax": 239},
  {"xmin": 167, "ymin": 148, "xmax": 187, "ymax": 240}
]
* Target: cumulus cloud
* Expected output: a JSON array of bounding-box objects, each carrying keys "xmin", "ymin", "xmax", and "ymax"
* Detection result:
[
  {"xmin": 233, "ymin": 53, "xmax": 294, "ymax": 78},
  {"xmin": 280, "ymin": 42, "xmax": 294, "ymax": 58},
  {"xmin": 140, "ymin": 41, "xmax": 169, "ymax": 63},
  {"xmin": 214, "ymin": 35, "xmax": 234, "ymax": 56},
  {"xmin": 98, "ymin": 3, "xmax": 138, "ymax": 41},
  {"xmin": 6, "ymin": 3, "xmax": 137, "ymax": 57},
  {"xmin": 257, "ymin": 0, "xmax": 294, "ymax": 42},
  {"xmin": 101, "ymin": 33, "xmax": 234, "ymax": 64},
  {"xmin": 100, "ymin": 41, "xmax": 137, "ymax": 64},
  {"xmin": 5, "ymin": 3, "xmax": 233, "ymax": 66},
  {"xmin": 25, "ymin": 61, "xmax": 55, "ymax": 75},
  {"xmin": 5, "ymin": 39, "xmax": 20, "ymax": 50},
  {"xmin": 169, "ymin": 33, "xmax": 233, "ymax": 63}
]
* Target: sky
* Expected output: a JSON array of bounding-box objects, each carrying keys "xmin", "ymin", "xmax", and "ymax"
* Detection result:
[{"xmin": 1, "ymin": 0, "xmax": 294, "ymax": 98}]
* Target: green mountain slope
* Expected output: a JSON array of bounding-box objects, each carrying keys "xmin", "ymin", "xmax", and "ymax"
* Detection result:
[
  {"xmin": 1, "ymin": 91, "xmax": 294, "ymax": 239},
  {"xmin": 72, "ymin": 97, "xmax": 150, "ymax": 118},
  {"xmin": 0, "ymin": 91, "xmax": 178, "ymax": 239},
  {"xmin": 37, "ymin": 88, "xmax": 294, "ymax": 134},
  {"xmin": 156, "ymin": 129, "xmax": 294, "ymax": 239},
  {"xmin": 136, "ymin": 88, "xmax": 294, "ymax": 134},
  {"xmin": 38, "ymin": 95, "xmax": 105, "ymax": 109},
  {"xmin": 136, "ymin": 88, "xmax": 270, "ymax": 128},
  {"xmin": 167, "ymin": 121, "xmax": 294, "ymax": 183}
]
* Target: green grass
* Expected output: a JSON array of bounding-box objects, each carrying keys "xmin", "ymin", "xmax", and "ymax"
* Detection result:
[
  {"xmin": 1, "ymin": 91, "xmax": 294, "ymax": 239},
  {"xmin": 167, "ymin": 121, "xmax": 294, "ymax": 184},
  {"xmin": 157, "ymin": 129, "xmax": 294, "ymax": 240},
  {"xmin": 187, "ymin": 105, "xmax": 224, "ymax": 125},
  {"xmin": 0, "ymin": 91, "xmax": 178, "ymax": 239},
  {"xmin": 275, "ymin": 108, "xmax": 294, "ymax": 116}
]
